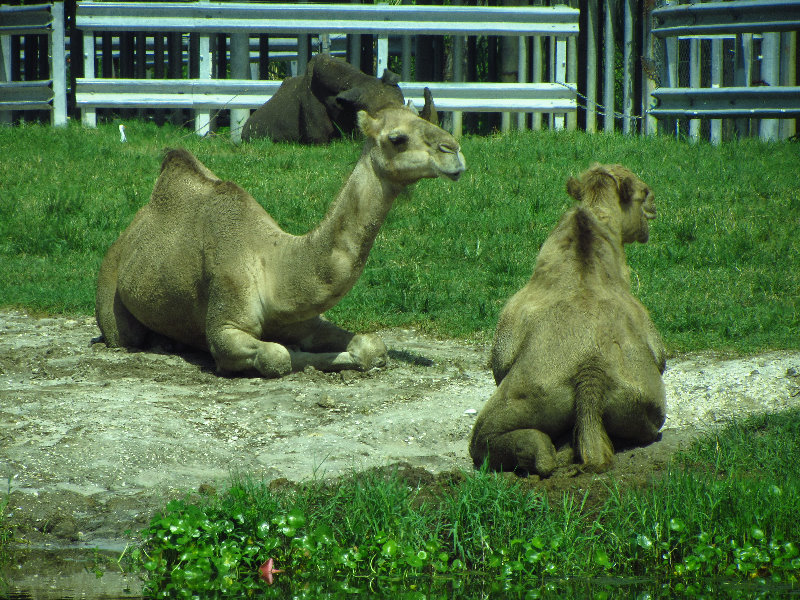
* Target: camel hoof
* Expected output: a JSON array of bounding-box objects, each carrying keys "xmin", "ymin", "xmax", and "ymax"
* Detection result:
[{"xmin": 347, "ymin": 334, "xmax": 387, "ymax": 370}]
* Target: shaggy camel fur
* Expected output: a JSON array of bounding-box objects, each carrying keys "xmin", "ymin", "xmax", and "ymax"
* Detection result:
[
  {"xmin": 241, "ymin": 54, "xmax": 437, "ymax": 144},
  {"xmin": 96, "ymin": 107, "xmax": 465, "ymax": 377},
  {"xmin": 470, "ymin": 164, "xmax": 666, "ymax": 476}
]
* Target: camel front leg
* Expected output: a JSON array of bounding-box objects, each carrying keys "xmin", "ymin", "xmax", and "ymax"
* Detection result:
[
  {"xmin": 282, "ymin": 316, "xmax": 388, "ymax": 371},
  {"xmin": 209, "ymin": 326, "xmax": 294, "ymax": 378}
]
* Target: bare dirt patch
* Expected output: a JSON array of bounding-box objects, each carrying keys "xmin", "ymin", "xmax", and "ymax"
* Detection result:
[{"xmin": 1, "ymin": 308, "xmax": 799, "ymax": 553}]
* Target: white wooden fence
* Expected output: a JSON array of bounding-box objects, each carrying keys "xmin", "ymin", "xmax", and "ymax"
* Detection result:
[
  {"xmin": 0, "ymin": 3, "xmax": 66, "ymax": 126},
  {"xmin": 647, "ymin": 0, "xmax": 800, "ymax": 143},
  {"xmin": 73, "ymin": 2, "xmax": 580, "ymax": 141}
]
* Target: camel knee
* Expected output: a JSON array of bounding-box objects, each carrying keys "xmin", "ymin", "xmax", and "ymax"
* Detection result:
[
  {"xmin": 96, "ymin": 292, "xmax": 149, "ymax": 348},
  {"xmin": 347, "ymin": 334, "xmax": 387, "ymax": 370},
  {"xmin": 470, "ymin": 428, "xmax": 557, "ymax": 477},
  {"xmin": 211, "ymin": 336, "xmax": 292, "ymax": 379},
  {"xmin": 254, "ymin": 344, "xmax": 292, "ymax": 378}
]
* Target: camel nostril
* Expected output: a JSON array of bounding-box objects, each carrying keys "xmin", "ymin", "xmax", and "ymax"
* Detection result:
[{"xmin": 438, "ymin": 143, "xmax": 457, "ymax": 154}]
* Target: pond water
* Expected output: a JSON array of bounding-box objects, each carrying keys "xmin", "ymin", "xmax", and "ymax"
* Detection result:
[
  {"xmin": 3, "ymin": 549, "xmax": 798, "ymax": 599},
  {"xmin": 1, "ymin": 548, "xmax": 142, "ymax": 600}
]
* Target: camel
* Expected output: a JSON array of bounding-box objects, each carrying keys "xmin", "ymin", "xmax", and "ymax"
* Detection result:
[
  {"xmin": 95, "ymin": 107, "xmax": 466, "ymax": 377},
  {"xmin": 241, "ymin": 54, "xmax": 438, "ymax": 144},
  {"xmin": 469, "ymin": 164, "xmax": 666, "ymax": 476}
]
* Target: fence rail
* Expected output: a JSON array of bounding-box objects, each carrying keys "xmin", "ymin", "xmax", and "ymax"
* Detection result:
[
  {"xmin": 75, "ymin": 3, "xmax": 580, "ymax": 36},
  {"xmin": 0, "ymin": 3, "xmax": 66, "ymax": 125},
  {"xmin": 647, "ymin": 0, "xmax": 800, "ymax": 143},
  {"xmin": 74, "ymin": 78, "xmax": 577, "ymax": 114},
  {"xmin": 3, "ymin": 1, "xmax": 798, "ymax": 143},
  {"xmin": 650, "ymin": 0, "xmax": 800, "ymax": 37},
  {"xmin": 74, "ymin": 1, "xmax": 580, "ymax": 141}
]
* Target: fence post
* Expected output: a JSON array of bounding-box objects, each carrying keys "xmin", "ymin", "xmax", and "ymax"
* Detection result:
[
  {"xmin": 195, "ymin": 35, "xmax": 212, "ymax": 135},
  {"xmin": 603, "ymin": 0, "xmax": 614, "ymax": 132},
  {"xmin": 51, "ymin": 2, "xmax": 67, "ymax": 126},
  {"xmin": 553, "ymin": 36, "xmax": 567, "ymax": 130},
  {"xmin": 760, "ymin": 33, "xmax": 780, "ymax": 142},
  {"xmin": 710, "ymin": 39, "xmax": 722, "ymax": 145},
  {"xmin": 349, "ymin": 0, "xmax": 361, "ymax": 71},
  {"xmin": 518, "ymin": 34, "xmax": 528, "ymax": 130},
  {"xmin": 585, "ymin": 0, "xmax": 598, "ymax": 133},
  {"xmin": 1, "ymin": 26, "xmax": 11, "ymax": 124},
  {"xmin": 622, "ymin": 0, "xmax": 634, "ymax": 134},
  {"xmin": 734, "ymin": 33, "xmax": 753, "ymax": 138},
  {"xmin": 230, "ymin": 32, "xmax": 250, "ymax": 143},
  {"xmin": 451, "ymin": 0, "xmax": 464, "ymax": 137},
  {"xmin": 688, "ymin": 38, "xmax": 700, "ymax": 142},
  {"xmin": 641, "ymin": 2, "xmax": 657, "ymax": 136},
  {"xmin": 82, "ymin": 31, "xmax": 96, "ymax": 127},
  {"xmin": 566, "ymin": 32, "xmax": 577, "ymax": 131},
  {"xmin": 377, "ymin": 35, "xmax": 388, "ymax": 76},
  {"xmin": 779, "ymin": 32, "xmax": 796, "ymax": 139},
  {"xmin": 531, "ymin": 34, "xmax": 542, "ymax": 130}
]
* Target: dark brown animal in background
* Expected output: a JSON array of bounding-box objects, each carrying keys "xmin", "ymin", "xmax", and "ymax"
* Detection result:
[
  {"xmin": 242, "ymin": 54, "xmax": 437, "ymax": 144},
  {"xmin": 469, "ymin": 164, "xmax": 666, "ymax": 477}
]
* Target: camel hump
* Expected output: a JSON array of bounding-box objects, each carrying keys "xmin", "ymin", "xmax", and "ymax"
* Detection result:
[
  {"xmin": 572, "ymin": 356, "xmax": 614, "ymax": 472},
  {"xmin": 160, "ymin": 148, "xmax": 221, "ymax": 182},
  {"xmin": 148, "ymin": 148, "xmax": 229, "ymax": 212}
]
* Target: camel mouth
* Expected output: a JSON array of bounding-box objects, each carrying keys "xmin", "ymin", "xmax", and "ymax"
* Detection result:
[{"xmin": 441, "ymin": 168, "xmax": 465, "ymax": 182}]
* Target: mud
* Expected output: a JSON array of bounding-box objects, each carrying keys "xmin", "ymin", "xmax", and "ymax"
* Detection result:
[{"xmin": 1, "ymin": 308, "xmax": 799, "ymax": 555}]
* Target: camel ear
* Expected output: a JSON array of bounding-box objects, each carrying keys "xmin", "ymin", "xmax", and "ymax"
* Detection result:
[
  {"xmin": 357, "ymin": 110, "xmax": 380, "ymax": 138},
  {"xmin": 566, "ymin": 177, "xmax": 582, "ymax": 201},
  {"xmin": 336, "ymin": 87, "xmax": 364, "ymax": 109},
  {"xmin": 618, "ymin": 176, "xmax": 634, "ymax": 206},
  {"xmin": 381, "ymin": 69, "xmax": 401, "ymax": 86}
]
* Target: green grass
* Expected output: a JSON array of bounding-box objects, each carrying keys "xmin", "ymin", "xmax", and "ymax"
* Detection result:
[
  {"xmin": 132, "ymin": 410, "xmax": 800, "ymax": 598},
  {"xmin": 1, "ymin": 121, "xmax": 798, "ymax": 352}
]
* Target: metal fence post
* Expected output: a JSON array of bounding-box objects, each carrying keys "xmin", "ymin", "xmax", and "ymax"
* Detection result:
[
  {"xmin": 531, "ymin": 34, "xmax": 542, "ymax": 130},
  {"xmin": 230, "ymin": 32, "xmax": 250, "ymax": 143},
  {"xmin": 50, "ymin": 2, "xmax": 67, "ymax": 126},
  {"xmin": 603, "ymin": 0, "xmax": 614, "ymax": 132},
  {"xmin": 585, "ymin": 0, "xmax": 598, "ymax": 133},
  {"xmin": 82, "ymin": 31, "xmax": 96, "ymax": 127},
  {"xmin": 760, "ymin": 32, "xmax": 780, "ymax": 141},
  {"xmin": 688, "ymin": 38, "xmax": 700, "ymax": 141},
  {"xmin": 710, "ymin": 39, "xmax": 722, "ymax": 144},
  {"xmin": 622, "ymin": 0, "xmax": 634, "ymax": 134},
  {"xmin": 553, "ymin": 36, "xmax": 567, "ymax": 130},
  {"xmin": 1, "ymin": 25, "xmax": 11, "ymax": 124}
]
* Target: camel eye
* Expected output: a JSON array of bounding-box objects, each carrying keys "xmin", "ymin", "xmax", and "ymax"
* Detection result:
[{"xmin": 388, "ymin": 132, "xmax": 408, "ymax": 146}]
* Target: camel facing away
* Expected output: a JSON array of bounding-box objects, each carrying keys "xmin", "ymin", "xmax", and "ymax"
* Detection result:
[
  {"xmin": 96, "ymin": 107, "xmax": 466, "ymax": 377},
  {"xmin": 469, "ymin": 164, "xmax": 666, "ymax": 476}
]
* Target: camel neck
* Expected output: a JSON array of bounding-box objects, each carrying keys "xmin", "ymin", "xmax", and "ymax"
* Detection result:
[
  {"xmin": 311, "ymin": 151, "xmax": 400, "ymax": 264},
  {"xmin": 284, "ymin": 150, "xmax": 401, "ymax": 317}
]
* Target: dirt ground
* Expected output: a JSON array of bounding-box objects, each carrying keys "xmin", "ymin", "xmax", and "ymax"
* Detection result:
[{"xmin": 2, "ymin": 308, "xmax": 799, "ymax": 556}]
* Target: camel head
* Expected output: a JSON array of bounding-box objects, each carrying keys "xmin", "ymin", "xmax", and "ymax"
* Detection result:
[
  {"xmin": 567, "ymin": 163, "xmax": 656, "ymax": 244},
  {"xmin": 357, "ymin": 107, "xmax": 466, "ymax": 187}
]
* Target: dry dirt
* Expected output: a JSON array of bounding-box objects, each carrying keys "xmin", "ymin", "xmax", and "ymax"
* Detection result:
[{"xmin": 1, "ymin": 308, "xmax": 799, "ymax": 556}]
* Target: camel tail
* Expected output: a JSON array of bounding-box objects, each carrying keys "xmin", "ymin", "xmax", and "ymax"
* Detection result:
[{"xmin": 572, "ymin": 357, "xmax": 614, "ymax": 473}]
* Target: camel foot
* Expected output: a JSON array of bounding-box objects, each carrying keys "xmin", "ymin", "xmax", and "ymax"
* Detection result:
[{"xmin": 347, "ymin": 334, "xmax": 387, "ymax": 370}]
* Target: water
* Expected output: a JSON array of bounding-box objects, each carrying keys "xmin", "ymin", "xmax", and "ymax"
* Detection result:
[
  {"xmin": 4, "ymin": 550, "xmax": 799, "ymax": 599},
  {"xmin": 1, "ymin": 548, "xmax": 142, "ymax": 600}
]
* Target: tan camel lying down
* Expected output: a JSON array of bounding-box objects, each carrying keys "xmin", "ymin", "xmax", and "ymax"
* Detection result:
[
  {"xmin": 96, "ymin": 107, "xmax": 465, "ymax": 378},
  {"xmin": 470, "ymin": 164, "xmax": 666, "ymax": 476}
]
